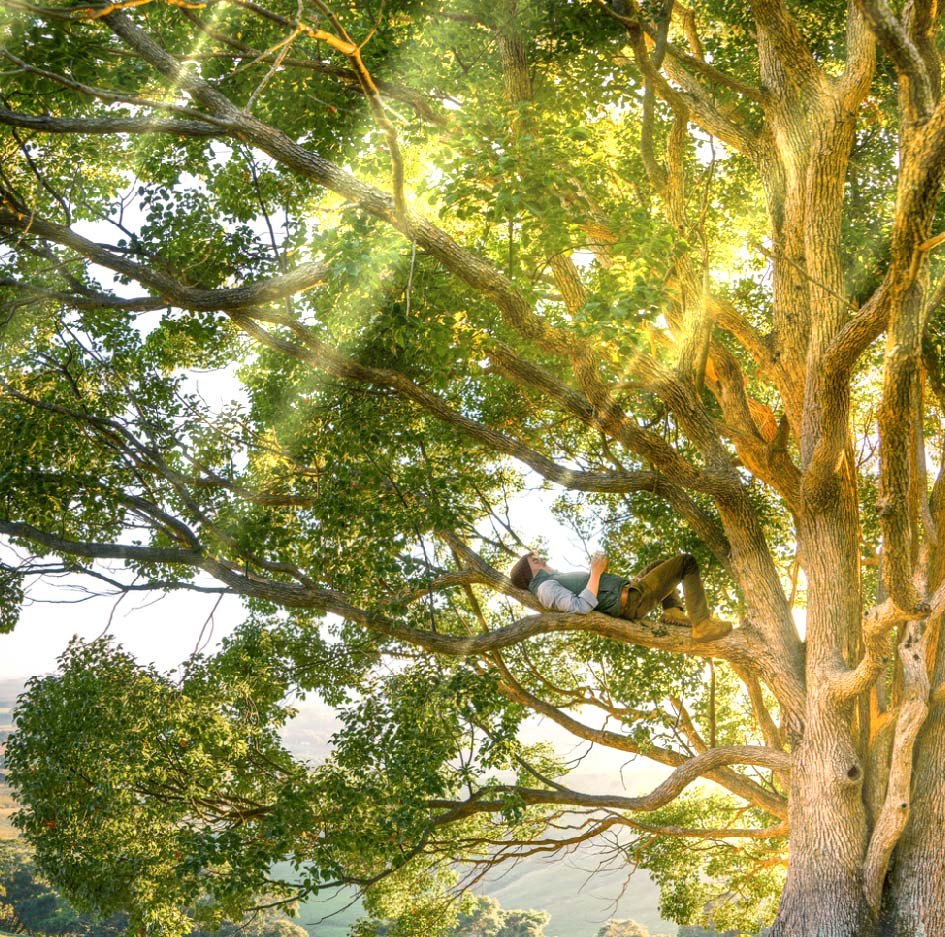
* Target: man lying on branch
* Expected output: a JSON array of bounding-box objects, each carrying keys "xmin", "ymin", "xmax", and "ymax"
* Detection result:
[{"xmin": 509, "ymin": 551, "xmax": 732, "ymax": 642}]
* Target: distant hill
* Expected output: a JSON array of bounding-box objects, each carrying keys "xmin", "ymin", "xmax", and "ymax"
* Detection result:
[{"xmin": 0, "ymin": 683, "xmax": 15, "ymax": 840}]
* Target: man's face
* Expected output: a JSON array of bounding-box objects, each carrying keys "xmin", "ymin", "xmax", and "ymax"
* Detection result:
[{"xmin": 527, "ymin": 553, "xmax": 552, "ymax": 575}]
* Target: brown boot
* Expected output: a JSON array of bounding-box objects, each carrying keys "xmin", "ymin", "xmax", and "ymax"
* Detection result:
[
  {"xmin": 661, "ymin": 608, "xmax": 691, "ymax": 625},
  {"xmin": 692, "ymin": 617, "xmax": 732, "ymax": 642}
]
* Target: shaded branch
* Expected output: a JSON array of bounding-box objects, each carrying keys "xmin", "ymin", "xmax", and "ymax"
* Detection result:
[
  {"xmin": 0, "ymin": 262, "xmax": 329, "ymax": 314},
  {"xmin": 0, "ymin": 106, "xmax": 223, "ymax": 138}
]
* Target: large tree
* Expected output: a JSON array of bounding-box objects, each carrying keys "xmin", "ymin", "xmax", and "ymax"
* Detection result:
[{"xmin": 1, "ymin": 0, "xmax": 945, "ymax": 934}]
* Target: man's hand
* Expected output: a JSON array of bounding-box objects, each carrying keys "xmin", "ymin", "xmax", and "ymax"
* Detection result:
[
  {"xmin": 590, "ymin": 552, "xmax": 608, "ymax": 575},
  {"xmin": 585, "ymin": 552, "xmax": 607, "ymax": 601}
]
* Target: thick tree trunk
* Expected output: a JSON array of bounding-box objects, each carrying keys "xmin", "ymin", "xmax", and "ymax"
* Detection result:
[
  {"xmin": 770, "ymin": 704, "xmax": 873, "ymax": 937},
  {"xmin": 881, "ymin": 665, "xmax": 945, "ymax": 935}
]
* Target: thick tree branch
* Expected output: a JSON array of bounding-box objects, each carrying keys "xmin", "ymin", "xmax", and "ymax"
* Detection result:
[
  {"xmin": 859, "ymin": 0, "xmax": 935, "ymax": 119},
  {"xmin": 831, "ymin": 590, "xmax": 945, "ymax": 700},
  {"xmin": 491, "ymin": 655, "xmax": 789, "ymax": 817},
  {"xmin": 838, "ymin": 2, "xmax": 877, "ymax": 109},
  {"xmin": 864, "ymin": 617, "xmax": 935, "ymax": 912},
  {"xmin": 0, "ymin": 508, "xmax": 768, "ymax": 676},
  {"xmin": 0, "ymin": 519, "xmax": 204, "ymax": 566},
  {"xmin": 750, "ymin": 0, "xmax": 823, "ymax": 92},
  {"xmin": 429, "ymin": 744, "xmax": 790, "ymax": 819},
  {"xmin": 823, "ymin": 94, "xmax": 945, "ymax": 386},
  {"xmin": 97, "ymin": 11, "xmax": 575, "ymax": 358},
  {"xmin": 0, "ymin": 107, "xmax": 222, "ymax": 137},
  {"xmin": 0, "ymin": 260, "xmax": 330, "ymax": 314}
]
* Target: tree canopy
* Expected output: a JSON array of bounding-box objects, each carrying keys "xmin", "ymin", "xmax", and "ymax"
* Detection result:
[{"xmin": 2, "ymin": 0, "xmax": 945, "ymax": 935}]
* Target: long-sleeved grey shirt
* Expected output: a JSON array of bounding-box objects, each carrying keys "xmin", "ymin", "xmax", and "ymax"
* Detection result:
[{"xmin": 534, "ymin": 578, "xmax": 598, "ymax": 613}]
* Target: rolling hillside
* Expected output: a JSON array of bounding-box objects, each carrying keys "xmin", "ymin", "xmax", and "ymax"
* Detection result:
[{"xmin": 0, "ymin": 680, "xmax": 16, "ymax": 840}]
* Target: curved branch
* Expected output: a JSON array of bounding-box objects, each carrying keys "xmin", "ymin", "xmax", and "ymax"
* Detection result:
[
  {"xmin": 731, "ymin": 662, "xmax": 784, "ymax": 752},
  {"xmin": 492, "ymin": 657, "xmax": 789, "ymax": 817},
  {"xmin": 175, "ymin": 4, "xmax": 448, "ymax": 127},
  {"xmin": 830, "ymin": 590, "xmax": 945, "ymax": 700},
  {"xmin": 649, "ymin": 26, "xmax": 763, "ymax": 103},
  {"xmin": 0, "ymin": 261, "xmax": 329, "ymax": 313},
  {"xmin": 430, "ymin": 745, "xmax": 791, "ymax": 818}
]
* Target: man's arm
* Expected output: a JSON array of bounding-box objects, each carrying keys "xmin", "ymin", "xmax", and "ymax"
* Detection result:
[
  {"xmin": 534, "ymin": 578, "xmax": 599, "ymax": 613},
  {"xmin": 534, "ymin": 554, "xmax": 609, "ymax": 613}
]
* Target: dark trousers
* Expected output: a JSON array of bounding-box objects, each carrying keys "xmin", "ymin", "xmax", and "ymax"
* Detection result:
[{"xmin": 620, "ymin": 554, "xmax": 709, "ymax": 624}]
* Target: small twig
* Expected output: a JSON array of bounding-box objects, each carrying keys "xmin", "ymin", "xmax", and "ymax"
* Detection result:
[
  {"xmin": 404, "ymin": 238, "xmax": 417, "ymax": 316},
  {"xmin": 244, "ymin": 25, "xmax": 300, "ymax": 113}
]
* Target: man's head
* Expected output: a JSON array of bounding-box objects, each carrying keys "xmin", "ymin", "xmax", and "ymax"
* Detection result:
[{"xmin": 509, "ymin": 551, "xmax": 551, "ymax": 589}]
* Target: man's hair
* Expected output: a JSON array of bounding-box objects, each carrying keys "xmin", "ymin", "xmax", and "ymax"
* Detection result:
[{"xmin": 509, "ymin": 553, "xmax": 535, "ymax": 590}]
